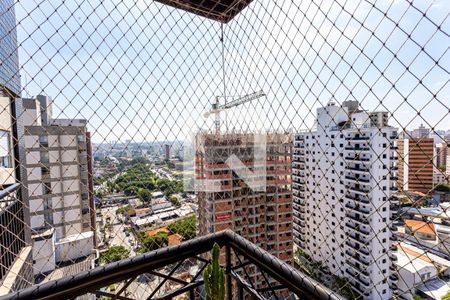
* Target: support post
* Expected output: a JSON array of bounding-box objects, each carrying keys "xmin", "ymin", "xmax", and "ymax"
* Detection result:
[{"xmin": 226, "ymin": 245, "xmax": 232, "ymax": 300}]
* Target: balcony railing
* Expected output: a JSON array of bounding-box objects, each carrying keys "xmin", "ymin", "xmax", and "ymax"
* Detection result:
[
  {"xmin": 345, "ymin": 136, "xmax": 370, "ymax": 141},
  {"xmin": 3, "ymin": 230, "xmax": 343, "ymax": 300},
  {"xmin": 0, "ymin": 183, "xmax": 26, "ymax": 282}
]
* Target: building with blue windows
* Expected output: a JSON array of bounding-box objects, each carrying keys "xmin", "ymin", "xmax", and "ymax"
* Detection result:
[{"xmin": 0, "ymin": 0, "xmax": 20, "ymax": 96}]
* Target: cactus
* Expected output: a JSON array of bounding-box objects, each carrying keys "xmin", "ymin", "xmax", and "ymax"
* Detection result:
[{"xmin": 203, "ymin": 243, "xmax": 225, "ymax": 300}]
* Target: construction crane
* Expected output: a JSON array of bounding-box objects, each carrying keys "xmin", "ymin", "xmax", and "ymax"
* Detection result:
[{"xmin": 204, "ymin": 90, "xmax": 265, "ymax": 132}]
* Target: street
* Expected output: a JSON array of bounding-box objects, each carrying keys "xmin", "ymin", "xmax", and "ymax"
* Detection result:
[{"xmin": 100, "ymin": 204, "xmax": 137, "ymax": 257}]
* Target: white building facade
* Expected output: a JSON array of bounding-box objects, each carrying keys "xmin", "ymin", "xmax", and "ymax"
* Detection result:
[
  {"xmin": 293, "ymin": 101, "xmax": 399, "ymax": 300},
  {"xmin": 21, "ymin": 95, "xmax": 95, "ymax": 278}
]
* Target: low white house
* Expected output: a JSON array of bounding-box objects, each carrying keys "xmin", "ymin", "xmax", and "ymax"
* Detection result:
[
  {"xmin": 55, "ymin": 231, "xmax": 95, "ymax": 263},
  {"xmin": 32, "ymin": 228, "xmax": 95, "ymax": 277},
  {"xmin": 395, "ymin": 243, "xmax": 450, "ymax": 299}
]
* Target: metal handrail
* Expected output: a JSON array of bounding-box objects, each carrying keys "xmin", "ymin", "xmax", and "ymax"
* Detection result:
[
  {"xmin": 0, "ymin": 183, "xmax": 20, "ymax": 202},
  {"xmin": 1, "ymin": 230, "xmax": 344, "ymax": 300}
]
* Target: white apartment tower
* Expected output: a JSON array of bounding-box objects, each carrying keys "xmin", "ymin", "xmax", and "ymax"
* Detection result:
[
  {"xmin": 292, "ymin": 101, "xmax": 399, "ymax": 300},
  {"xmin": 21, "ymin": 95, "xmax": 95, "ymax": 279}
]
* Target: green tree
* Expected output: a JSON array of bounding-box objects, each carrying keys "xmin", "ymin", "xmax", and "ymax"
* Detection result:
[
  {"xmin": 137, "ymin": 188, "xmax": 152, "ymax": 202},
  {"xmin": 333, "ymin": 276, "xmax": 358, "ymax": 300},
  {"xmin": 124, "ymin": 186, "xmax": 137, "ymax": 196},
  {"xmin": 116, "ymin": 205, "xmax": 132, "ymax": 215},
  {"xmin": 167, "ymin": 216, "xmax": 196, "ymax": 241},
  {"xmin": 100, "ymin": 246, "xmax": 130, "ymax": 264},
  {"xmin": 141, "ymin": 232, "xmax": 169, "ymax": 251},
  {"xmin": 94, "ymin": 176, "xmax": 106, "ymax": 186},
  {"xmin": 169, "ymin": 196, "xmax": 181, "ymax": 207},
  {"xmin": 203, "ymin": 243, "xmax": 225, "ymax": 300},
  {"xmin": 156, "ymin": 179, "xmax": 183, "ymax": 196}
]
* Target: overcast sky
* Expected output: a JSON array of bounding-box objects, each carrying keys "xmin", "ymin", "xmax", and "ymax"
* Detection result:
[{"xmin": 14, "ymin": 0, "xmax": 450, "ymax": 143}]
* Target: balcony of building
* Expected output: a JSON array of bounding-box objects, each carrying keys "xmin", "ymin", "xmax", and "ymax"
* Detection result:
[
  {"xmin": 345, "ymin": 267, "xmax": 371, "ymax": 291},
  {"xmin": 346, "ymin": 213, "xmax": 370, "ymax": 226},
  {"xmin": 389, "ymin": 273, "xmax": 399, "ymax": 284},
  {"xmin": 293, "ymin": 148, "xmax": 305, "ymax": 155},
  {"xmin": 345, "ymin": 241, "xmax": 371, "ymax": 257},
  {"xmin": 345, "ymin": 165, "xmax": 370, "ymax": 175},
  {"xmin": 390, "ymin": 224, "xmax": 399, "ymax": 232},
  {"xmin": 345, "ymin": 203, "xmax": 371, "ymax": 215},
  {"xmin": 344, "ymin": 175, "xmax": 371, "ymax": 185},
  {"xmin": 345, "ymin": 194, "xmax": 370, "ymax": 205},
  {"xmin": 295, "ymin": 135, "xmax": 305, "ymax": 141},
  {"xmin": 345, "ymin": 222, "xmax": 371, "ymax": 236},
  {"xmin": 346, "ymin": 250, "xmax": 372, "ymax": 267},
  {"xmin": 346, "ymin": 184, "xmax": 371, "ymax": 195},
  {"xmin": 347, "ymin": 232, "xmax": 370, "ymax": 247},
  {"xmin": 292, "ymin": 176, "xmax": 305, "ymax": 185},
  {"xmin": 292, "ymin": 156, "xmax": 305, "ymax": 163},
  {"xmin": 344, "ymin": 146, "xmax": 371, "ymax": 152},
  {"xmin": 292, "ymin": 161, "xmax": 306, "ymax": 170},
  {"xmin": 344, "ymin": 156, "xmax": 371, "ymax": 164},
  {"xmin": 0, "ymin": 184, "xmax": 33, "ymax": 296}
]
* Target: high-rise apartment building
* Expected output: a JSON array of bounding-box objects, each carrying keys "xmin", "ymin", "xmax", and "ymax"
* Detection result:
[
  {"xmin": 165, "ymin": 144, "xmax": 170, "ymax": 160},
  {"xmin": 0, "ymin": 0, "xmax": 34, "ymax": 294},
  {"xmin": 409, "ymin": 124, "xmax": 430, "ymax": 139},
  {"xmin": 0, "ymin": 1, "xmax": 20, "ymax": 98},
  {"xmin": 397, "ymin": 138, "xmax": 434, "ymax": 193},
  {"xmin": 436, "ymin": 142, "xmax": 448, "ymax": 169},
  {"xmin": 20, "ymin": 95, "xmax": 96, "ymax": 279},
  {"xmin": 292, "ymin": 101, "xmax": 398, "ymax": 300},
  {"xmin": 196, "ymin": 133, "xmax": 293, "ymax": 271},
  {"xmin": 0, "ymin": 0, "xmax": 21, "ymax": 185},
  {"xmin": 447, "ymin": 152, "xmax": 450, "ymax": 179}
]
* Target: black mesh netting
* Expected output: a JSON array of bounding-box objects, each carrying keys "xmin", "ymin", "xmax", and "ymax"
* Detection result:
[{"xmin": 0, "ymin": 0, "xmax": 449, "ymax": 299}]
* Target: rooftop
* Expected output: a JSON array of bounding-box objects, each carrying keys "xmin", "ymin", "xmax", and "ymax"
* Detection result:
[
  {"xmin": 145, "ymin": 227, "xmax": 170, "ymax": 236},
  {"xmin": 56, "ymin": 231, "xmax": 94, "ymax": 244},
  {"xmin": 405, "ymin": 219, "xmax": 436, "ymax": 236},
  {"xmin": 416, "ymin": 277, "xmax": 450, "ymax": 300},
  {"xmin": 395, "ymin": 246, "xmax": 435, "ymax": 273},
  {"xmin": 397, "ymin": 242, "xmax": 450, "ymax": 271}
]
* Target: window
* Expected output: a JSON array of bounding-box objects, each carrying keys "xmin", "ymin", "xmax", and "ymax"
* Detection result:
[
  {"xmin": 39, "ymin": 135, "xmax": 48, "ymax": 147},
  {"xmin": 43, "ymin": 182, "xmax": 52, "ymax": 194},
  {"xmin": 0, "ymin": 131, "xmax": 11, "ymax": 168},
  {"xmin": 41, "ymin": 166, "xmax": 50, "ymax": 175},
  {"xmin": 41, "ymin": 151, "xmax": 49, "ymax": 164}
]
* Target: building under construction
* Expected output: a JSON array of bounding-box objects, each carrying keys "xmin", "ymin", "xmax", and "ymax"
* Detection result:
[{"xmin": 196, "ymin": 132, "xmax": 293, "ymax": 270}]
